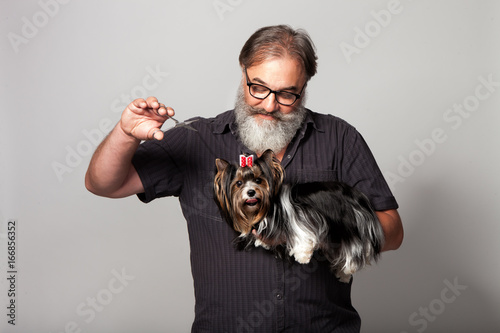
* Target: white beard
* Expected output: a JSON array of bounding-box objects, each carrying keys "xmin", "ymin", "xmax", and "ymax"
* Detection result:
[{"xmin": 234, "ymin": 84, "xmax": 307, "ymax": 155}]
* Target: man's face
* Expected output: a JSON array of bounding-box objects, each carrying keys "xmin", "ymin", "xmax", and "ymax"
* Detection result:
[
  {"xmin": 234, "ymin": 56, "xmax": 308, "ymax": 155},
  {"xmin": 243, "ymin": 57, "xmax": 307, "ymax": 120}
]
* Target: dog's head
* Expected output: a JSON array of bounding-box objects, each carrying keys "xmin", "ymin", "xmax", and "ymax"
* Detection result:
[{"xmin": 214, "ymin": 150, "xmax": 284, "ymax": 234}]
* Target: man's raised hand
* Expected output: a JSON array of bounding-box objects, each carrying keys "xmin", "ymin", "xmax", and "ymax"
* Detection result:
[{"xmin": 120, "ymin": 96, "xmax": 175, "ymax": 141}]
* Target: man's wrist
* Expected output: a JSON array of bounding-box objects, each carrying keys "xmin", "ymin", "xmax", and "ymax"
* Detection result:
[{"xmin": 116, "ymin": 121, "xmax": 141, "ymax": 144}]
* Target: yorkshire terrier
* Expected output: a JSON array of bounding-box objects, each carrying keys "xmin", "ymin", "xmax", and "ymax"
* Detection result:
[{"xmin": 214, "ymin": 150, "xmax": 385, "ymax": 282}]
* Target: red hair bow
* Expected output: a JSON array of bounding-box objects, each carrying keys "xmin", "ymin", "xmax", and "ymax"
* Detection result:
[{"xmin": 240, "ymin": 155, "xmax": 254, "ymax": 167}]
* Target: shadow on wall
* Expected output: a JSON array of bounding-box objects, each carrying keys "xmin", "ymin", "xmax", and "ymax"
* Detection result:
[{"xmin": 354, "ymin": 174, "xmax": 500, "ymax": 332}]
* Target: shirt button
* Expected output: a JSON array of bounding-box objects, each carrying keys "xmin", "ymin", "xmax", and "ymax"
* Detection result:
[
  {"xmin": 287, "ymin": 155, "xmax": 291, "ymax": 159},
  {"xmin": 275, "ymin": 293, "xmax": 283, "ymax": 300}
]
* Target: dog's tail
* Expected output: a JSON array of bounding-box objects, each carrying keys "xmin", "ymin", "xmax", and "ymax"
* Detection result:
[{"xmin": 335, "ymin": 186, "xmax": 385, "ymax": 279}]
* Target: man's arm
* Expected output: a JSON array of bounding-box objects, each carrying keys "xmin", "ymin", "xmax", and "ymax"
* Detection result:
[
  {"xmin": 376, "ymin": 209, "xmax": 404, "ymax": 252},
  {"xmin": 85, "ymin": 96, "xmax": 174, "ymax": 198}
]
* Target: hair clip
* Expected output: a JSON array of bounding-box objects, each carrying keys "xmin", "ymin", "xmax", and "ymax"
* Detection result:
[{"xmin": 240, "ymin": 155, "xmax": 254, "ymax": 168}]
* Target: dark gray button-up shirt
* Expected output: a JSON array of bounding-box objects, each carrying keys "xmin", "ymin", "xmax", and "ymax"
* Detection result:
[{"xmin": 132, "ymin": 109, "xmax": 398, "ymax": 332}]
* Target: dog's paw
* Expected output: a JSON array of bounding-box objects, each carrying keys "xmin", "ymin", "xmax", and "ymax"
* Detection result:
[
  {"xmin": 329, "ymin": 255, "xmax": 358, "ymax": 283},
  {"xmin": 342, "ymin": 256, "xmax": 360, "ymax": 276},
  {"xmin": 254, "ymin": 239, "xmax": 270, "ymax": 249},
  {"xmin": 336, "ymin": 270, "xmax": 352, "ymax": 283},
  {"xmin": 289, "ymin": 238, "xmax": 317, "ymax": 264},
  {"xmin": 294, "ymin": 253, "xmax": 312, "ymax": 264},
  {"xmin": 290, "ymin": 248, "xmax": 313, "ymax": 264}
]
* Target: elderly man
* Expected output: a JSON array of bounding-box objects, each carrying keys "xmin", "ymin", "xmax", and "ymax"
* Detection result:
[{"xmin": 86, "ymin": 25, "xmax": 403, "ymax": 332}]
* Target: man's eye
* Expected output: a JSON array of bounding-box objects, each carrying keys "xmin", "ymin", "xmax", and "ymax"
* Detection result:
[
  {"xmin": 251, "ymin": 85, "xmax": 269, "ymax": 95},
  {"xmin": 277, "ymin": 91, "xmax": 294, "ymax": 98}
]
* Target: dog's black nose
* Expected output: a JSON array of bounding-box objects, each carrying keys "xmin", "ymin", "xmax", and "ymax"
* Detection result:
[{"xmin": 247, "ymin": 189, "xmax": 256, "ymax": 197}]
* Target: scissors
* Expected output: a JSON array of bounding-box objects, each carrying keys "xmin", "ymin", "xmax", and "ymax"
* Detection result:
[
  {"xmin": 166, "ymin": 115, "xmax": 198, "ymax": 132},
  {"xmin": 155, "ymin": 105, "xmax": 198, "ymax": 132}
]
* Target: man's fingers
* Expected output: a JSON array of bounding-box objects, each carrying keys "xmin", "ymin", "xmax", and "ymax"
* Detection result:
[
  {"xmin": 144, "ymin": 96, "xmax": 174, "ymax": 118},
  {"xmin": 145, "ymin": 96, "xmax": 160, "ymax": 109},
  {"xmin": 129, "ymin": 97, "xmax": 159, "ymax": 113},
  {"xmin": 130, "ymin": 98, "xmax": 147, "ymax": 110},
  {"xmin": 156, "ymin": 104, "xmax": 175, "ymax": 117},
  {"xmin": 128, "ymin": 98, "xmax": 174, "ymax": 119},
  {"xmin": 149, "ymin": 128, "xmax": 164, "ymax": 141},
  {"xmin": 156, "ymin": 104, "xmax": 167, "ymax": 116}
]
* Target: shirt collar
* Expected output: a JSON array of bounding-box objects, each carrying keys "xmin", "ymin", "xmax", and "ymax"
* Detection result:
[{"xmin": 212, "ymin": 110, "xmax": 234, "ymax": 134}]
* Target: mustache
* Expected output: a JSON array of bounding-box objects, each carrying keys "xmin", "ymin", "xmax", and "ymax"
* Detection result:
[{"xmin": 246, "ymin": 106, "xmax": 287, "ymax": 121}]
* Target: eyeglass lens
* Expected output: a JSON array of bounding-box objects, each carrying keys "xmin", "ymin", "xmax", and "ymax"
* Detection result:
[{"xmin": 249, "ymin": 85, "xmax": 297, "ymax": 106}]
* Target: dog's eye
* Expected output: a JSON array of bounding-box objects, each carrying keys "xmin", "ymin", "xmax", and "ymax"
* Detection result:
[
  {"xmin": 235, "ymin": 181, "xmax": 243, "ymax": 187},
  {"xmin": 254, "ymin": 178, "xmax": 262, "ymax": 184}
]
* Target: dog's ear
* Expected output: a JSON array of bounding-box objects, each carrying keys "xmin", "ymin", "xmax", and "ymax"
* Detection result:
[
  {"xmin": 260, "ymin": 149, "xmax": 276, "ymax": 163},
  {"xmin": 214, "ymin": 158, "xmax": 230, "ymax": 202},
  {"xmin": 215, "ymin": 158, "xmax": 229, "ymax": 173},
  {"xmin": 260, "ymin": 150, "xmax": 284, "ymax": 195},
  {"xmin": 214, "ymin": 158, "xmax": 234, "ymax": 226}
]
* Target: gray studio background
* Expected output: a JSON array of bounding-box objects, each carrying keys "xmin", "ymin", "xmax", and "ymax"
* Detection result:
[{"xmin": 1, "ymin": 1, "xmax": 499, "ymax": 332}]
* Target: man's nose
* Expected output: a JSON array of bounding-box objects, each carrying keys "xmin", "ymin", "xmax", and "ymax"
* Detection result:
[{"xmin": 262, "ymin": 92, "xmax": 280, "ymax": 113}]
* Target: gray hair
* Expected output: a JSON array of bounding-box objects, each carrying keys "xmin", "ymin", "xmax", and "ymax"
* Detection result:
[{"xmin": 239, "ymin": 25, "xmax": 318, "ymax": 81}]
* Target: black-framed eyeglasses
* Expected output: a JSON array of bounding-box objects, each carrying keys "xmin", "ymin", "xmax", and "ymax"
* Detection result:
[{"xmin": 245, "ymin": 68, "xmax": 306, "ymax": 106}]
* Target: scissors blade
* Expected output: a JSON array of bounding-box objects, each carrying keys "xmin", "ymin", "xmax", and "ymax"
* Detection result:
[
  {"xmin": 175, "ymin": 120, "xmax": 198, "ymax": 131},
  {"xmin": 168, "ymin": 116, "xmax": 198, "ymax": 132}
]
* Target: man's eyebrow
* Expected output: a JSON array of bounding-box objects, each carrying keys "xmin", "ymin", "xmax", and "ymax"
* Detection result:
[{"xmin": 252, "ymin": 76, "xmax": 299, "ymax": 92}]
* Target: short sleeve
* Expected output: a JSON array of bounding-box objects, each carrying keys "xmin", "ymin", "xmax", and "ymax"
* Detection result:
[
  {"xmin": 337, "ymin": 126, "xmax": 398, "ymax": 211},
  {"xmin": 131, "ymin": 130, "xmax": 186, "ymax": 203}
]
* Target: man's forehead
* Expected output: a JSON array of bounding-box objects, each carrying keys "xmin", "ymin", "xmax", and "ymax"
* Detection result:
[{"xmin": 246, "ymin": 57, "xmax": 306, "ymax": 90}]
